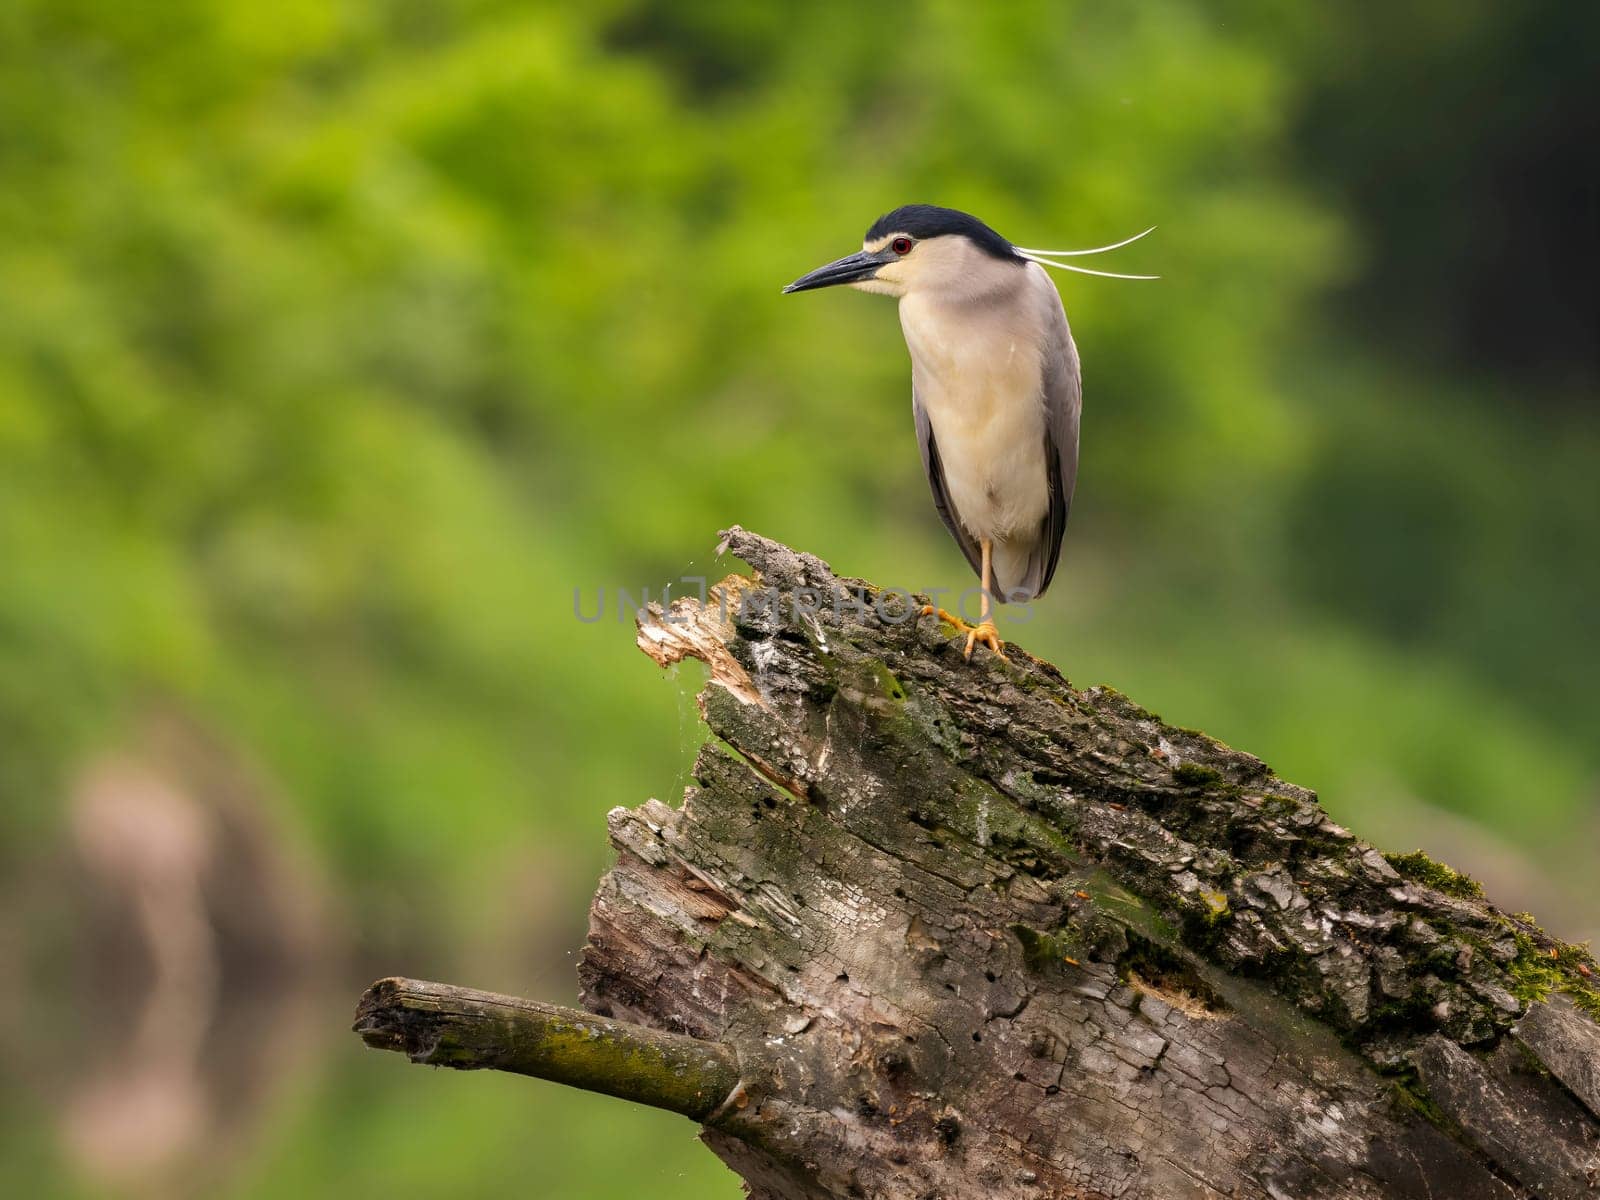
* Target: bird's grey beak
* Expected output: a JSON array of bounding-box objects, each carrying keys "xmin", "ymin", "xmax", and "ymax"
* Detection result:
[{"xmin": 783, "ymin": 250, "xmax": 882, "ymax": 294}]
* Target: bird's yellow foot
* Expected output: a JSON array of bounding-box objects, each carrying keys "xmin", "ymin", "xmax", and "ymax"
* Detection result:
[
  {"xmin": 919, "ymin": 606, "xmax": 1008, "ymax": 661},
  {"xmin": 963, "ymin": 620, "xmax": 1006, "ymax": 661}
]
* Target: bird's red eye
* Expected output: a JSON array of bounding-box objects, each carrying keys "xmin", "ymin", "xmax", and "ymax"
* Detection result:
[{"xmin": 891, "ymin": 237, "xmax": 913, "ymax": 255}]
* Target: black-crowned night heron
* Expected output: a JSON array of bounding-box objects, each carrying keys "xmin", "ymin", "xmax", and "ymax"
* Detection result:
[{"xmin": 784, "ymin": 204, "xmax": 1154, "ymax": 661}]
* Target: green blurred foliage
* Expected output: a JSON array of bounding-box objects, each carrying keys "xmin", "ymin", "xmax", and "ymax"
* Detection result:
[{"xmin": 0, "ymin": 1, "xmax": 1593, "ymax": 1196}]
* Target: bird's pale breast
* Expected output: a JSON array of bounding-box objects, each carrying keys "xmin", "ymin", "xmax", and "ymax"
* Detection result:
[{"xmin": 899, "ymin": 290, "xmax": 1053, "ymax": 549}]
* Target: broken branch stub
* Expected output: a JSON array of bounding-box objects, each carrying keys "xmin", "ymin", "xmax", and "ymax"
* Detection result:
[{"xmin": 354, "ymin": 977, "xmax": 741, "ymax": 1122}]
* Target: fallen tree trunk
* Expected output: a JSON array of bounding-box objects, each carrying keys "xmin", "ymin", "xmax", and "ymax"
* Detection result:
[{"xmin": 357, "ymin": 527, "xmax": 1600, "ymax": 1199}]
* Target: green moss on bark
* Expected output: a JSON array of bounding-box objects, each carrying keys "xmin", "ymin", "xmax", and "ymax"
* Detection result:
[
  {"xmin": 1382, "ymin": 850, "xmax": 1484, "ymax": 899},
  {"xmin": 1173, "ymin": 762, "xmax": 1223, "ymax": 787},
  {"xmin": 1505, "ymin": 928, "xmax": 1600, "ymax": 1020}
]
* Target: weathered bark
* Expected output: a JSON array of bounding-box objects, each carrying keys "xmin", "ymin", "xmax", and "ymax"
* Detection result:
[{"xmin": 360, "ymin": 528, "xmax": 1600, "ymax": 1199}]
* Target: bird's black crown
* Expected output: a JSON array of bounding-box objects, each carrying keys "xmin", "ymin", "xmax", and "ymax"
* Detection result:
[{"xmin": 864, "ymin": 205, "xmax": 1021, "ymax": 262}]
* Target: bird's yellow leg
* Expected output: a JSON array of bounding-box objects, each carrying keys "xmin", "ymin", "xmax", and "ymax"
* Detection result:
[
  {"xmin": 918, "ymin": 540, "xmax": 1006, "ymax": 661},
  {"xmin": 965, "ymin": 539, "xmax": 1005, "ymax": 660}
]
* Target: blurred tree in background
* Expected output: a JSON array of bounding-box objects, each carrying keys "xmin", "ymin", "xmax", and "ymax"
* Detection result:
[{"xmin": 0, "ymin": 1, "xmax": 1593, "ymax": 1196}]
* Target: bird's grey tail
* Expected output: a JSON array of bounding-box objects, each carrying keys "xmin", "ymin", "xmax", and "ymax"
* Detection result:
[{"xmin": 993, "ymin": 539, "xmax": 1045, "ymax": 604}]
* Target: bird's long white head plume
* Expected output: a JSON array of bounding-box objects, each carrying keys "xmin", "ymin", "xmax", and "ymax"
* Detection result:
[{"xmin": 1014, "ymin": 225, "xmax": 1159, "ymax": 280}]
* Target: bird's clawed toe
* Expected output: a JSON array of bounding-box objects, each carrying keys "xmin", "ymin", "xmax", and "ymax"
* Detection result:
[
  {"xmin": 921, "ymin": 606, "xmax": 1006, "ymax": 662},
  {"xmin": 963, "ymin": 620, "xmax": 1006, "ymax": 661}
]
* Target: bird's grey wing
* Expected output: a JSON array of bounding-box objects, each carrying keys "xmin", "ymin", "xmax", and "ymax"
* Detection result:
[
  {"xmin": 913, "ymin": 387, "xmax": 984, "ymax": 585},
  {"xmin": 1029, "ymin": 298, "xmax": 1081, "ymax": 599}
]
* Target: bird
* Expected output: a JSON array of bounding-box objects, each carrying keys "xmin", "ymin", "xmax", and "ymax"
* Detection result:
[{"xmin": 783, "ymin": 204, "xmax": 1155, "ymax": 660}]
